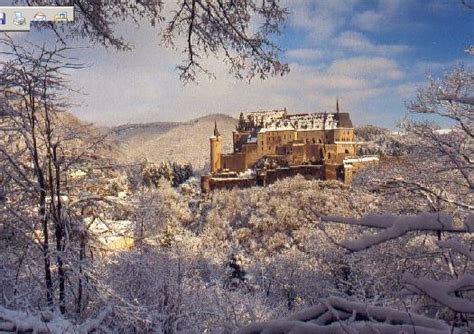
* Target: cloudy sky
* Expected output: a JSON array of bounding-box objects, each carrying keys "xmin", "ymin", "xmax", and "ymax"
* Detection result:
[{"xmin": 6, "ymin": 0, "xmax": 474, "ymax": 128}]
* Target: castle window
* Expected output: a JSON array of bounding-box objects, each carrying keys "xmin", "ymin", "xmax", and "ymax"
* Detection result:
[
  {"xmin": 312, "ymin": 138, "xmax": 316, "ymax": 144},
  {"xmin": 318, "ymin": 139, "xmax": 322, "ymax": 144},
  {"xmin": 345, "ymin": 149, "xmax": 349, "ymax": 154},
  {"xmin": 328, "ymin": 152, "xmax": 331, "ymax": 159}
]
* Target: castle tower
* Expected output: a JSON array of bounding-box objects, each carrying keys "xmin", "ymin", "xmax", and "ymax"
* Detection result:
[{"xmin": 210, "ymin": 121, "xmax": 222, "ymax": 173}]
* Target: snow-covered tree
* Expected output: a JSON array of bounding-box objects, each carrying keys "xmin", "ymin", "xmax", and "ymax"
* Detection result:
[
  {"xmin": 355, "ymin": 66, "xmax": 473, "ymax": 216},
  {"xmin": 0, "ymin": 35, "xmax": 115, "ymax": 323},
  {"xmin": 17, "ymin": 0, "xmax": 289, "ymax": 82}
]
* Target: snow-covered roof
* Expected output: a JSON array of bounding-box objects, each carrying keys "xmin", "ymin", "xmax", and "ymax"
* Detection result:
[
  {"xmin": 240, "ymin": 109, "xmax": 287, "ymax": 128},
  {"xmin": 258, "ymin": 120, "xmax": 295, "ymax": 133},
  {"xmin": 238, "ymin": 109, "xmax": 353, "ymax": 133},
  {"xmin": 343, "ymin": 156, "xmax": 379, "ymax": 164},
  {"xmin": 288, "ymin": 113, "xmax": 338, "ymax": 131},
  {"xmin": 258, "ymin": 113, "xmax": 346, "ymax": 132}
]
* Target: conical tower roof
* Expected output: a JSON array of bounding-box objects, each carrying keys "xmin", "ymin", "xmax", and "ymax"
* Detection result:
[{"xmin": 213, "ymin": 121, "xmax": 221, "ymax": 137}]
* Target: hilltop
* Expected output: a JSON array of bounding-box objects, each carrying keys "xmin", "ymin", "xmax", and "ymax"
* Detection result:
[{"xmin": 111, "ymin": 114, "xmax": 238, "ymax": 172}]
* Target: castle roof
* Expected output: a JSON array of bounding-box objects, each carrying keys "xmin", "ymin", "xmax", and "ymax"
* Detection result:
[
  {"xmin": 258, "ymin": 112, "xmax": 353, "ymax": 132},
  {"xmin": 240, "ymin": 109, "xmax": 287, "ymax": 127},
  {"xmin": 334, "ymin": 112, "xmax": 353, "ymax": 128},
  {"xmin": 213, "ymin": 121, "xmax": 221, "ymax": 137},
  {"xmin": 236, "ymin": 106, "xmax": 353, "ymax": 133}
]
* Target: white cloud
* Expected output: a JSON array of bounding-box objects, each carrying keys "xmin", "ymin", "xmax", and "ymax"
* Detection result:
[
  {"xmin": 351, "ymin": 0, "xmax": 429, "ymax": 33},
  {"xmin": 396, "ymin": 82, "xmax": 422, "ymax": 99},
  {"xmin": 335, "ymin": 31, "xmax": 410, "ymax": 55},
  {"xmin": 284, "ymin": 0, "xmax": 360, "ymax": 41},
  {"xmin": 351, "ymin": 10, "xmax": 384, "ymax": 31},
  {"xmin": 286, "ymin": 48, "xmax": 324, "ymax": 61},
  {"xmin": 413, "ymin": 61, "xmax": 455, "ymax": 76},
  {"xmin": 328, "ymin": 56, "xmax": 404, "ymax": 81}
]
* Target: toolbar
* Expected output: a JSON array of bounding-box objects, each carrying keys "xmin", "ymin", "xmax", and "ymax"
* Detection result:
[{"xmin": 0, "ymin": 6, "xmax": 74, "ymax": 31}]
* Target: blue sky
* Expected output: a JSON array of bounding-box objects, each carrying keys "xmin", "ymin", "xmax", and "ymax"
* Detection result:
[{"xmin": 3, "ymin": 0, "xmax": 474, "ymax": 128}]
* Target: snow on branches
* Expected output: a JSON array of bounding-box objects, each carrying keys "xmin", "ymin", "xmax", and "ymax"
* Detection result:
[
  {"xmin": 321, "ymin": 212, "xmax": 473, "ymax": 252},
  {"xmin": 0, "ymin": 305, "xmax": 111, "ymax": 334},
  {"xmin": 236, "ymin": 296, "xmax": 456, "ymax": 334},
  {"xmin": 437, "ymin": 237, "xmax": 474, "ymax": 261},
  {"xmin": 402, "ymin": 273, "xmax": 474, "ymax": 314}
]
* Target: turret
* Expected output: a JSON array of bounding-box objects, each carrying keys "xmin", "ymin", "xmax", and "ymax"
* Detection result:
[{"xmin": 210, "ymin": 121, "xmax": 222, "ymax": 173}]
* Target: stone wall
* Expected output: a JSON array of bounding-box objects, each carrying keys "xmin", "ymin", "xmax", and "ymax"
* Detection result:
[
  {"xmin": 202, "ymin": 176, "xmax": 257, "ymax": 193},
  {"xmin": 258, "ymin": 165, "xmax": 324, "ymax": 186}
]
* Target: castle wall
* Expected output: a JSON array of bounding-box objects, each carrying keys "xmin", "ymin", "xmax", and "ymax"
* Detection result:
[
  {"xmin": 322, "ymin": 144, "xmax": 337, "ymax": 163},
  {"xmin": 201, "ymin": 175, "xmax": 211, "ymax": 193},
  {"xmin": 306, "ymin": 144, "xmax": 325, "ymax": 163},
  {"xmin": 334, "ymin": 128, "xmax": 354, "ymax": 142},
  {"xmin": 243, "ymin": 143, "xmax": 260, "ymax": 170},
  {"xmin": 324, "ymin": 163, "xmax": 344, "ymax": 181},
  {"xmin": 296, "ymin": 130, "xmax": 325, "ymax": 145},
  {"xmin": 221, "ymin": 143, "xmax": 261, "ymax": 172},
  {"xmin": 325, "ymin": 129, "xmax": 335, "ymax": 143},
  {"xmin": 343, "ymin": 165, "xmax": 353, "ymax": 184},
  {"xmin": 345, "ymin": 157, "xmax": 379, "ymax": 173},
  {"xmin": 206, "ymin": 177, "xmax": 257, "ymax": 192},
  {"xmin": 221, "ymin": 153, "xmax": 246, "ymax": 172},
  {"xmin": 203, "ymin": 162, "xmax": 356, "ymax": 193},
  {"xmin": 233, "ymin": 131, "xmax": 251, "ymax": 152},
  {"xmin": 262, "ymin": 165, "xmax": 324, "ymax": 185},
  {"xmin": 258, "ymin": 130, "xmax": 296, "ymax": 156},
  {"xmin": 287, "ymin": 143, "xmax": 306, "ymax": 165},
  {"xmin": 336, "ymin": 143, "xmax": 356, "ymax": 156}
]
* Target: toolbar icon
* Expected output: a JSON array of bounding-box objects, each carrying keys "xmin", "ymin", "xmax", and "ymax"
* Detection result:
[
  {"xmin": 54, "ymin": 11, "xmax": 67, "ymax": 22},
  {"xmin": 33, "ymin": 12, "xmax": 46, "ymax": 22},
  {"xmin": 13, "ymin": 12, "xmax": 26, "ymax": 25},
  {"xmin": 0, "ymin": 12, "xmax": 6, "ymax": 25}
]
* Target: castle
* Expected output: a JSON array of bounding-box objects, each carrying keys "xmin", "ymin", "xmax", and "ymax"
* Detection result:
[{"xmin": 201, "ymin": 102, "xmax": 378, "ymax": 192}]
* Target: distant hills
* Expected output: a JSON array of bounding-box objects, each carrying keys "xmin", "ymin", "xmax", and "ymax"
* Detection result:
[{"xmin": 110, "ymin": 114, "xmax": 238, "ymax": 173}]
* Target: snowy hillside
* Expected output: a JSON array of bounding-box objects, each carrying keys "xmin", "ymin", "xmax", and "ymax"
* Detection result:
[{"xmin": 112, "ymin": 114, "xmax": 237, "ymax": 172}]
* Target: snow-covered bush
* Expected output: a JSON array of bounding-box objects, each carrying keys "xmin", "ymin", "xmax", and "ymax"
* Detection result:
[{"xmin": 141, "ymin": 161, "xmax": 194, "ymax": 188}]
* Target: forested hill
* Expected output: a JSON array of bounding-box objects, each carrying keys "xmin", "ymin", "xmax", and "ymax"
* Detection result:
[{"xmin": 110, "ymin": 114, "xmax": 237, "ymax": 172}]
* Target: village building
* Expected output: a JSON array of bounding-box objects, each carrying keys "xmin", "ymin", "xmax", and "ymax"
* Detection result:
[{"xmin": 201, "ymin": 102, "xmax": 378, "ymax": 192}]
